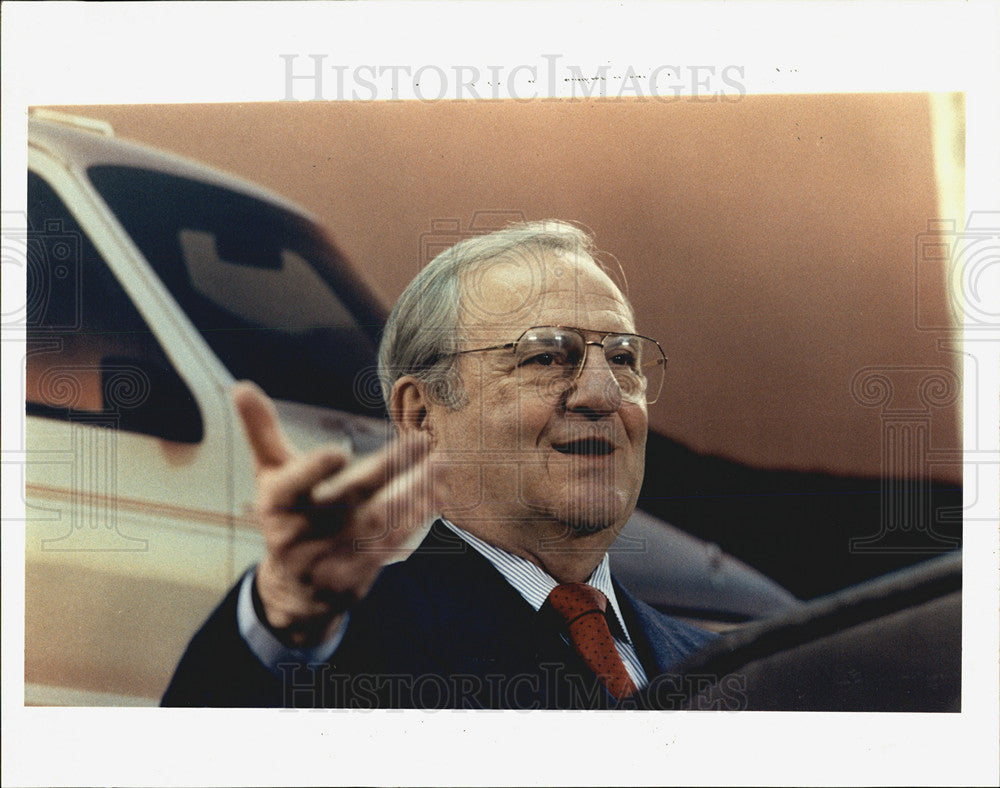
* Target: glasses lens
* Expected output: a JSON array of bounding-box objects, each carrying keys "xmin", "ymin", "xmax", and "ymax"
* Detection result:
[
  {"xmin": 515, "ymin": 327, "xmax": 665, "ymax": 404},
  {"xmin": 602, "ymin": 335, "xmax": 665, "ymax": 404},
  {"xmin": 514, "ymin": 327, "xmax": 584, "ymax": 370}
]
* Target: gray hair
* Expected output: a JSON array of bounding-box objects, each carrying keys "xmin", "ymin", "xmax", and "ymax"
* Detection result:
[{"xmin": 377, "ymin": 219, "xmax": 628, "ymax": 412}]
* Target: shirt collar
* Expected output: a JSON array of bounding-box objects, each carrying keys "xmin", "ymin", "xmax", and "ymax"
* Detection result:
[{"xmin": 439, "ymin": 518, "xmax": 634, "ymax": 645}]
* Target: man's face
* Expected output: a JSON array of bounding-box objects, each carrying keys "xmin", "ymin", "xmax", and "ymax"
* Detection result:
[{"xmin": 426, "ymin": 249, "xmax": 648, "ymax": 558}]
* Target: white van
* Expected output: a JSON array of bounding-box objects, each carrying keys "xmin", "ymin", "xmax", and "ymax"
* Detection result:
[{"xmin": 23, "ymin": 111, "xmax": 795, "ymax": 705}]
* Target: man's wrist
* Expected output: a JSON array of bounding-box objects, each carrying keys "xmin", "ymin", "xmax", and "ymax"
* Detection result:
[
  {"xmin": 252, "ymin": 563, "xmax": 345, "ymax": 648},
  {"xmin": 237, "ymin": 568, "xmax": 349, "ymax": 674}
]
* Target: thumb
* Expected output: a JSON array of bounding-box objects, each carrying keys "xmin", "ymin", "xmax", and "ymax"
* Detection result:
[{"xmin": 231, "ymin": 380, "xmax": 294, "ymax": 471}]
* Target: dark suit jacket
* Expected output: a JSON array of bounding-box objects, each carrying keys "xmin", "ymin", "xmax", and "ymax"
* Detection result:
[{"xmin": 162, "ymin": 521, "xmax": 715, "ymax": 709}]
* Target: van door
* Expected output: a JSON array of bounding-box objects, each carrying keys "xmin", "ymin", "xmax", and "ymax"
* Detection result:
[{"xmin": 24, "ymin": 164, "xmax": 238, "ymax": 705}]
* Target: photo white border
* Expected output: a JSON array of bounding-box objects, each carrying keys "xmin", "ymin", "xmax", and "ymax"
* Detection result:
[{"xmin": 2, "ymin": 2, "xmax": 998, "ymax": 786}]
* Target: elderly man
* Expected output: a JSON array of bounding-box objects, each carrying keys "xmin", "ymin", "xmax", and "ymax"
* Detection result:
[{"xmin": 163, "ymin": 221, "xmax": 714, "ymax": 708}]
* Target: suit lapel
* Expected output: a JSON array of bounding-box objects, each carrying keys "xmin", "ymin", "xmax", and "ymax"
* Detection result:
[
  {"xmin": 615, "ymin": 580, "xmax": 708, "ymax": 674},
  {"xmin": 403, "ymin": 522, "xmax": 552, "ymax": 677}
]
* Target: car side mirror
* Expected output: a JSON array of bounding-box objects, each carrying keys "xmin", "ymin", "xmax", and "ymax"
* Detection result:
[{"xmin": 100, "ymin": 355, "xmax": 204, "ymax": 444}]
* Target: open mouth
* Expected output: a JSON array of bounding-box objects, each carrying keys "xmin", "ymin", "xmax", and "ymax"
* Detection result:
[{"xmin": 552, "ymin": 438, "xmax": 616, "ymax": 456}]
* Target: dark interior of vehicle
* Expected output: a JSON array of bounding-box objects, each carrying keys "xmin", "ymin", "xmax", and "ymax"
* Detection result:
[{"xmin": 666, "ymin": 551, "xmax": 961, "ymax": 712}]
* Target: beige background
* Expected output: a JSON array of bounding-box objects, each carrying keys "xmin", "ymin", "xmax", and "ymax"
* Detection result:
[{"xmin": 54, "ymin": 95, "xmax": 961, "ymax": 481}]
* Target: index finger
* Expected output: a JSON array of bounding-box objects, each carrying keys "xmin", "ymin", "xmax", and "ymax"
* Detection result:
[
  {"xmin": 311, "ymin": 430, "xmax": 431, "ymax": 505},
  {"xmin": 231, "ymin": 380, "xmax": 295, "ymax": 471}
]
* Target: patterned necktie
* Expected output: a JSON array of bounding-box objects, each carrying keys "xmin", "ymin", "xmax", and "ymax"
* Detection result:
[{"xmin": 547, "ymin": 582, "xmax": 638, "ymax": 699}]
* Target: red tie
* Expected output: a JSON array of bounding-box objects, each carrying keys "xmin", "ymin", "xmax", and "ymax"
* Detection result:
[{"xmin": 547, "ymin": 582, "xmax": 638, "ymax": 699}]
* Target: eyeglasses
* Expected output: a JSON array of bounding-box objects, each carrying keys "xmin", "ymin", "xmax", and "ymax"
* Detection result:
[{"xmin": 452, "ymin": 325, "xmax": 667, "ymax": 405}]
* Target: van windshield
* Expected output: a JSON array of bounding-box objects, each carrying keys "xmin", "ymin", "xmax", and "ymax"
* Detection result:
[{"xmin": 88, "ymin": 166, "xmax": 388, "ymax": 417}]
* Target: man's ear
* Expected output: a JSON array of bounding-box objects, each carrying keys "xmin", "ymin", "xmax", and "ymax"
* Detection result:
[{"xmin": 389, "ymin": 376, "xmax": 431, "ymax": 436}]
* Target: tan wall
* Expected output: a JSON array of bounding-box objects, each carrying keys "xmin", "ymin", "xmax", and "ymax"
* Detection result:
[{"xmin": 53, "ymin": 96, "xmax": 961, "ymax": 481}]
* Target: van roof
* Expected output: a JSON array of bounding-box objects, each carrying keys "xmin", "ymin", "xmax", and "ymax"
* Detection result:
[{"xmin": 28, "ymin": 113, "xmax": 311, "ymax": 219}]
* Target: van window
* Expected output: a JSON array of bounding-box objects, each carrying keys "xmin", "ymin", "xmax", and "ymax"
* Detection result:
[
  {"xmin": 87, "ymin": 166, "xmax": 387, "ymax": 417},
  {"xmin": 25, "ymin": 171, "xmax": 203, "ymax": 443}
]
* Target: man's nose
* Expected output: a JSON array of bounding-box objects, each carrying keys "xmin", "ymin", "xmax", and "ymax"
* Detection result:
[{"xmin": 565, "ymin": 345, "xmax": 622, "ymax": 415}]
